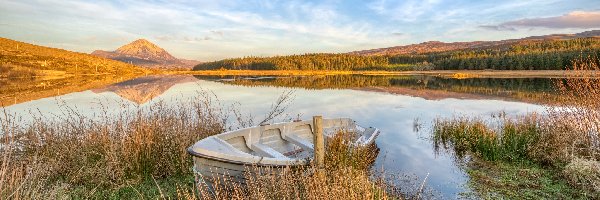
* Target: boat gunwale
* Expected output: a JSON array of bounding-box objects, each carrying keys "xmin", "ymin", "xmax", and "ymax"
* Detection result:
[
  {"xmin": 187, "ymin": 118, "xmax": 373, "ymax": 167},
  {"xmin": 187, "ymin": 146, "xmax": 307, "ymax": 167}
]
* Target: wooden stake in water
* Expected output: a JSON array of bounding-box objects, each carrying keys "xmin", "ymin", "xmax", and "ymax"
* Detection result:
[{"xmin": 313, "ymin": 116, "xmax": 325, "ymax": 168}]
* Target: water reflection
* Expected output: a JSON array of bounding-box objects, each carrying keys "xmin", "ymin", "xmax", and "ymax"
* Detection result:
[
  {"xmin": 3, "ymin": 75, "xmax": 549, "ymax": 198},
  {"xmin": 91, "ymin": 75, "xmax": 197, "ymax": 104},
  {"xmin": 197, "ymin": 75, "xmax": 560, "ymax": 104}
]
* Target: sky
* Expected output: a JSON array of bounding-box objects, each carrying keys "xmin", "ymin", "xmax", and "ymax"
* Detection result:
[{"xmin": 1, "ymin": 0, "xmax": 600, "ymax": 61}]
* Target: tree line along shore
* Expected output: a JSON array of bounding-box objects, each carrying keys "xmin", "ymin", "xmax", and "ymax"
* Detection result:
[{"xmin": 193, "ymin": 38, "xmax": 600, "ymax": 72}]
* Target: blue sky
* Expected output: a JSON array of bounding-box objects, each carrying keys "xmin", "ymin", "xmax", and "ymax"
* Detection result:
[{"xmin": 1, "ymin": 0, "xmax": 599, "ymax": 61}]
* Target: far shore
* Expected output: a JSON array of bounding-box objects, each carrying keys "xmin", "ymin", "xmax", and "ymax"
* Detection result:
[{"xmin": 163, "ymin": 69, "xmax": 600, "ymax": 78}]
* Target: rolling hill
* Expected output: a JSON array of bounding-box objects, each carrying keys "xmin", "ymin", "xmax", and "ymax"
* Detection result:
[
  {"xmin": 349, "ymin": 30, "xmax": 600, "ymax": 56},
  {"xmin": 0, "ymin": 37, "xmax": 148, "ymax": 106},
  {"xmin": 0, "ymin": 37, "xmax": 146, "ymax": 78}
]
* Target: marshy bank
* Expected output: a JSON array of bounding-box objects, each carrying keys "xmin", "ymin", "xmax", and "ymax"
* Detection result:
[
  {"xmin": 432, "ymin": 57, "xmax": 600, "ymax": 199},
  {"xmin": 5, "ymin": 59, "xmax": 598, "ymax": 199},
  {"xmin": 0, "ymin": 91, "xmax": 417, "ymax": 199}
]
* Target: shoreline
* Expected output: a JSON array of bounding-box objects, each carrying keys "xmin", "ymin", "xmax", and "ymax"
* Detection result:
[{"xmin": 164, "ymin": 70, "xmax": 600, "ymax": 78}]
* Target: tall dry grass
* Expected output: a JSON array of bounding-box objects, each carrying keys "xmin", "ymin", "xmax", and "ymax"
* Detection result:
[
  {"xmin": 0, "ymin": 92, "xmax": 228, "ymax": 199},
  {"xmin": 1, "ymin": 110, "xmax": 47, "ymax": 199},
  {"xmin": 0, "ymin": 63, "xmax": 37, "ymax": 79},
  {"xmin": 536, "ymin": 56, "xmax": 600, "ymax": 164}
]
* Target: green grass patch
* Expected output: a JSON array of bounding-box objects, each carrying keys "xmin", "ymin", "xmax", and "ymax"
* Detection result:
[
  {"xmin": 465, "ymin": 159, "xmax": 588, "ymax": 199},
  {"xmin": 433, "ymin": 115, "xmax": 540, "ymax": 163},
  {"xmin": 55, "ymin": 175, "xmax": 195, "ymax": 199},
  {"xmin": 433, "ymin": 113, "xmax": 599, "ymax": 199}
]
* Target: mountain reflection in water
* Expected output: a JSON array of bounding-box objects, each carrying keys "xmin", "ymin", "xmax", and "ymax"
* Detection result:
[{"xmin": 92, "ymin": 75, "xmax": 198, "ymax": 104}]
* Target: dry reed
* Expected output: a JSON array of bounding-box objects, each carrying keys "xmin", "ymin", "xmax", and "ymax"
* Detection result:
[
  {"xmin": 1, "ymin": 92, "xmax": 228, "ymax": 199},
  {"xmin": 537, "ymin": 55, "xmax": 600, "ymax": 164}
]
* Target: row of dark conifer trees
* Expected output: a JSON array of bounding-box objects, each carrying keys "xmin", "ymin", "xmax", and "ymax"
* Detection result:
[{"xmin": 194, "ymin": 38, "xmax": 600, "ymax": 71}]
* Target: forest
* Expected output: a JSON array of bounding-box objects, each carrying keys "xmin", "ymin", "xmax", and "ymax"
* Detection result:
[{"xmin": 194, "ymin": 38, "xmax": 600, "ymax": 71}]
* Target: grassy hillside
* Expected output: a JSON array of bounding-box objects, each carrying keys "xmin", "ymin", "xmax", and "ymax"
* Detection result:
[
  {"xmin": 0, "ymin": 37, "xmax": 149, "ymax": 106},
  {"xmin": 194, "ymin": 38, "xmax": 600, "ymax": 71},
  {"xmin": 0, "ymin": 37, "xmax": 147, "ymax": 78}
]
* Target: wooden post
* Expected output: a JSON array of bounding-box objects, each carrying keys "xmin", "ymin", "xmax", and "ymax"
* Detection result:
[{"xmin": 313, "ymin": 116, "xmax": 324, "ymax": 168}]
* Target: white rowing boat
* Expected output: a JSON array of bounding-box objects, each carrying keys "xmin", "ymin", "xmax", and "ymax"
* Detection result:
[{"xmin": 187, "ymin": 118, "xmax": 379, "ymax": 191}]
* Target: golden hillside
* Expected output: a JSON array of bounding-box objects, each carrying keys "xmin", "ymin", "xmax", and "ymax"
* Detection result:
[
  {"xmin": 0, "ymin": 37, "xmax": 147, "ymax": 78},
  {"xmin": 0, "ymin": 37, "xmax": 150, "ymax": 106}
]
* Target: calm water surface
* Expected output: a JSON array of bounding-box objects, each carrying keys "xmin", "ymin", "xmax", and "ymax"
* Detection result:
[{"xmin": 5, "ymin": 75, "xmax": 553, "ymax": 198}]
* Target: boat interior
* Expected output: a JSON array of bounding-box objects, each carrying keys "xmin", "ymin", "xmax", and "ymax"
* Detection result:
[{"xmin": 215, "ymin": 118, "xmax": 375, "ymax": 159}]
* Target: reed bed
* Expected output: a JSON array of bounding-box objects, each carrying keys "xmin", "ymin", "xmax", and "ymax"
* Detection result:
[
  {"xmin": 432, "ymin": 56, "xmax": 600, "ymax": 198},
  {"xmin": 0, "ymin": 92, "xmax": 228, "ymax": 199},
  {"xmin": 433, "ymin": 114, "xmax": 541, "ymax": 163},
  {"xmin": 1, "ymin": 91, "xmax": 406, "ymax": 199},
  {"xmin": 0, "ymin": 63, "xmax": 37, "ymax": 79}
]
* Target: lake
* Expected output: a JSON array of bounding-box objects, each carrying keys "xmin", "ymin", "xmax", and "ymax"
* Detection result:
[{"xmin": 3, "ymin": 74, "xmax": 557, "ymax": 198}]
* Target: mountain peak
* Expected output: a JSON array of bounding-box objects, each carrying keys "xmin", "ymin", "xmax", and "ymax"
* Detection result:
[
  {"xmin": 125, "ymin": 39, "xmax": 158, "ymax": 48},
  {"xmin": 92, "ymin": 39, "xmax": 200, "ymax": 69},
  {"xmin": 115, "ymin": 39, "xmax": 177, "ymax": 61}
]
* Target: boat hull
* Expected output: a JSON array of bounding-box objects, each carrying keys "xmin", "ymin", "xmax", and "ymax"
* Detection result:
[{"xmin": 191, "ymin": 155, "xmax": 298, "ymax": 194}]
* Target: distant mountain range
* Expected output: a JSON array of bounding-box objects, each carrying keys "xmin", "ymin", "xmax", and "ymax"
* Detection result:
[
  {"xmin": 350, "ymin": 30, "xmax": 600, "ymax": 56},
  {"xmin": 92, "ymin": 39, "xmax": 200, "ymax": 69}
]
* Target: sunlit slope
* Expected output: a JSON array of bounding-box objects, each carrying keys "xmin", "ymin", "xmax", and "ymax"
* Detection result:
[
  {"xmin": 0, "ymin": 37, "xmax": 147, "ymax": 78},
  {"xmin": 0, "ymin": 37, "xmax": 148, "ymax": 106}
]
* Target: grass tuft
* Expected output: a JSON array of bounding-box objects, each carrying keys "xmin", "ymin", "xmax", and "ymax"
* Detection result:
[{"xmin": 433, "ymin": 114, "xmax": 540, "ymax": 163}]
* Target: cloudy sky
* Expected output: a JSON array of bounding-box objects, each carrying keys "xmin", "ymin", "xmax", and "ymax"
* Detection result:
[{"xmin": 1, "ymin": 0, "xmax": 599, "ymax": 61}]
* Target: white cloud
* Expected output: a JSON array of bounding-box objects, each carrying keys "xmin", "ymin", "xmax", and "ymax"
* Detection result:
[{"xmin": 482, "ymin": 11, "xmax": 600, "ymax": 30}]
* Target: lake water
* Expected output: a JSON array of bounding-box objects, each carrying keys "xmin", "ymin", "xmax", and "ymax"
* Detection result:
[{"xmin": 4, "ymin": 74, "xmax": 555, "ymax": 198}]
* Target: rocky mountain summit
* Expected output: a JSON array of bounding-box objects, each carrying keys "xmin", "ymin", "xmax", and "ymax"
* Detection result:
[{"xmin": 92, "ymin": 39, "xmax": 200, "ymax": 69}]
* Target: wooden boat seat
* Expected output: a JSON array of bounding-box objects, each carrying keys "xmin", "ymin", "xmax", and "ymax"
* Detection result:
[
  {"xmin": 363, "ymin": 127, "xmax": 377, "ymax": 135},
  {"xmin": 251, "ymin": 143, "xmax": 288, "ymax": 159},
  {"xmin": 284, "ymin": 134, "xmax": 314, "ymax": 151},
  {"xmin": 356, "ymin": 127, "xmax": 377, "ymax": 144}
]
